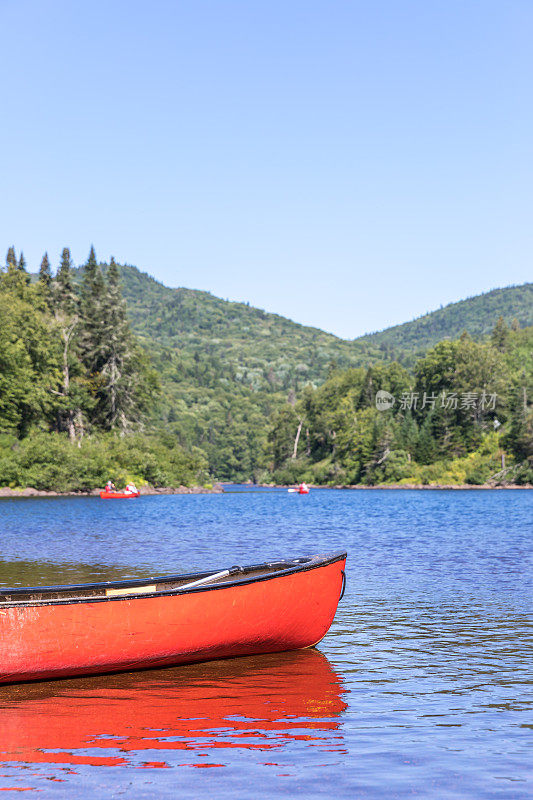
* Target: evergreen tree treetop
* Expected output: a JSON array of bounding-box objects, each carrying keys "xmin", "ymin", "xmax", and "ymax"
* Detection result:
[
  {"xmin": 55, "ymin": 247, "xmax": 78, "ymax": 316},
  {"xmin": 491, "ymin": 315, "xmax": 509, "ymax": 351},
  {"xmin": 37, "ymin": 252, "xmax": 53, "ymax": 306},
  {"xmin": 6, "ymin": 246, "xmax": 16, "ymax": 269},
  {"xmin": 97, "ymin": 255, "xmax": 144, "ymax": 431},
  {"xmin": 2, "ymin": 247, "xmax": 30, "ymax": 297},
  {"xmin": 87, "ymin": 245, "xmax": 97, "ymax": 269},
  {"xmin": 39, "ymin": 252, "xmax": 52, "ymax": 286},
  {"xmin": 80, "ymin": 247, "xmax": 107, "ymax": 373},
  {"xmin": 17, "ymin": 251, "xmax": 30, "ymax": 285}
]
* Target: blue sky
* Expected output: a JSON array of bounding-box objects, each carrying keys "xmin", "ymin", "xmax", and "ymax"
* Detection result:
[{"xmin": 1, "ymin": 0, "xmax": 531, "ymax": 338}]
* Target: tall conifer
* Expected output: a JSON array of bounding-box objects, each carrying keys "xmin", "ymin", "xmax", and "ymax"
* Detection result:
[
  {"xmin": 17, "ymin": 251, "xmax": 30, "ymax": 285},
  {"xmin": 52, "ymin": 248, "xmax": 84, "ymax": 441},
  {"xmin": 491, "ymin": 316, "xmax": 509, "ymax": 351},
  {"xmin": 98, "ymin": 257, "xmax": 136, "ymax": 429},
  {"xmin": 3, "ymin": 247, "xmax": 28, "ymax": 295},
  {"xmin": 80, "ymin": 246, "xmax": 107, "ymax": 373},
  {"xmin": 55, "ymin": 247, "xmax": 78, "ymax": 315},
  {"xmin": 36, "ymin": 252, "xmax": 53, "ymax": 306},
  {"xmin": 6, "ymin": 246, "xmax": 17, "ymax": 269},
  {"xmin": 38, "ymin": 252, "xmax": 52, "ymax": 286}
]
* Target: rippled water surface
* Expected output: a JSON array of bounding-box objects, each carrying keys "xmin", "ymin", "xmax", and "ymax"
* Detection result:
[{"xmin": 0, "ymin": 488, "xmax": 531, "ymax": 798}]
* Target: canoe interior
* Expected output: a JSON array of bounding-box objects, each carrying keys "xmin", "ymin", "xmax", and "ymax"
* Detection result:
[{"xmin": 0, "ymin": 552, "xmax": 346, "ymax": 607}]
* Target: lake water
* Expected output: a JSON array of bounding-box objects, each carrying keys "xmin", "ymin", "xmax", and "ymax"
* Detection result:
[{"xmin": 0, "ymin": 488, "xmax": 531, "ymax": 799}]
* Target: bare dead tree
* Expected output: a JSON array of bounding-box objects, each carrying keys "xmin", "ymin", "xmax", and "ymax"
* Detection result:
[{"xmin": 292, "ymin": 418, "xmax": 303, "ymax": 459}]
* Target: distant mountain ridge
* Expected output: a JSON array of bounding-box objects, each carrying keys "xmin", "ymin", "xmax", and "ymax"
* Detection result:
[
  {"xmin": 47, "ymin": 263, "xmax": 532, "ymax": 381},
  {"xmin": 116, "ymin": 265, "xmax": 532, "ymax": 370},
  {"xmin": 27, "ymin": 261, "xmax": 532, "ymax": 480},
  {"xmin": 357, "ymin": 283, "xmax": 533, "ymax": 353}
]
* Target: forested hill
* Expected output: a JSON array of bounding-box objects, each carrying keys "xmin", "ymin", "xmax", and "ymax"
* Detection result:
[
  {"xmin": 7, "ymin": 249, "xmax": 531, "ymax": 486},
  {"xmin": 357, "ymin": 284, "xmax": 533, "ymax": 354},
  {"xmin": 116, "ymin": 264, "xmax": 532, "ymax": 372},
  {"xmin": 115, "ymin": 265, "xmax": 364, "ymax": 388}
]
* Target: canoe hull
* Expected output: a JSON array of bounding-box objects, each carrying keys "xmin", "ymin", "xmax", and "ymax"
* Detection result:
[
  {"xmin": 0, "ymin": 555, "xmax": 345, "ymax": 684},
  {"xmin": 99, "ymin": 491, "xmax": 139, "ymax": 499}
]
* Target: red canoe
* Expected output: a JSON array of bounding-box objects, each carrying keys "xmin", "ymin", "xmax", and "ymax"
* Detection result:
[
  {"xmin": 99, "ymin": 491, "xmax": 140, "ymax": 499},
  {"xmin": 0, "ymin": 552, "xmax": 346, "ymax": 684}
]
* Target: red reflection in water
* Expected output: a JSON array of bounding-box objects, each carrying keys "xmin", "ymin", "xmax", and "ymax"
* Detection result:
[{"xmin": 0, "ymin": 650, "xmax": 346, "ymax": 770}]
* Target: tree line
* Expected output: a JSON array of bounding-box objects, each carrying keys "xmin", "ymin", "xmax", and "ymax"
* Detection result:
[
  {"xmin": 267, "ymin": 322, "xmax": 532, "ymax": 485},
  {"xmin": 0, "ymin": 247, "xmax": 208, "ymax": 490},
  {"xmin": 0, "ymin": 245, "xmax": 531, "ymax": 489},
  {"xmin": 1, "ymin": 245, "xmax": 157, "ymax": 440}
]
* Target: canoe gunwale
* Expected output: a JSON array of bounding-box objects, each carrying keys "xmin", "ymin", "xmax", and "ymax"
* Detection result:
[{"xmin": 0, "ymin": 551, "xmax": 347, "ymax": 609}]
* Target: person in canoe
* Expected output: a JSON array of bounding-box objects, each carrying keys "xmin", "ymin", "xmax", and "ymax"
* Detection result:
[
  {"xmin": 125, "ymin": 482, "xmax": 138, "ymax": 495},
  {"xmin": 298, "ymin": 482, "xmax": 309, "ymax": 494},
  {"xmin": 105, "ymin": 479, "xmax": 117, "ymax": 492}
]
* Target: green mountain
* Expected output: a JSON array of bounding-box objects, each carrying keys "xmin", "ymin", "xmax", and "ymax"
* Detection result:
[
  {"xmin": 107, "ymin": 267, "xmax": 530, "ymax": 479},
  {"xmin": 113, "ymin": 266, "xmax": 363, "ymax": 478},
  {"xmin": 16, "ymin": 259, "xmax": 533, "ymax": 484},
  {"xmin": 117, "ymin": 265, "xmax": 533, "ymax": 377},
  {"xmin": 357, "ymin": 283, "xmax": 533, "ymax": 354},
  {"xmin": 117, "ymin": 265, "xmax": 366, "ymax": 389},
  {"xmin": 33, "ymin": 262, "xmax": 532, "ymax": 480}
]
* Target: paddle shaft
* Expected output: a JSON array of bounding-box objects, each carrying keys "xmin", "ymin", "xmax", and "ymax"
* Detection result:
[{"xmin": 179, "ymin": 567, "xmax": 240, "ymax": 591}]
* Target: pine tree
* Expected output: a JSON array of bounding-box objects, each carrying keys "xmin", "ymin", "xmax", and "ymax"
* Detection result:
[
  {"xmin": 39, "ymin": 252, "xmax": 52, "ymax": 285},
  {"xmin": 36, "ymin": 252, "xmax": 53, "ymax": 306},
  {"xmin": 3, "ymin": 247, "xmax": 29, "ymax": 296},
  {"xmin": 79, "ymin": 252, "xmax": 156, "ymax": 432},
  {"xmin": 98, "ymin": 257, "xmax": 139, "ymax": 431},
  {"xmin": 415, "ymin": 415, "xmax": 437, "ymax": 465},
  {"xmin": 55, "ymin": 247, "xmax": 78, "ymax": 315},
  {"xmin": 50, "ymin": 248, "xmax": 83, "ymax": 441},
  {"xmin": 491, "ymin": 316, "xmax": 509, "ymax": 351},
  {"xmin": 398, "ymin": 412, "xmax": 418, "ymax": 460},
  {"xmin": 6, "ymin": 246, "xmax": 16, "ymax": 268},
  {"xmin": 17, "ymin": 251, "xmax": 30, "ymax": 285},
  {"xmin": 503, "ymin": 380, "xmax": 532, "ymax": 462},
  {"xmin": 80, "ymin": 246, "xmax": 107, "ymax": 374}
]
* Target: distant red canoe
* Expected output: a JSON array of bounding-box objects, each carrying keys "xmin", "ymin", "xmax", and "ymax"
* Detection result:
[
  {"xmin": 99, "ymin": 491, "xmax": 139, "ymax": 499},
  {"xmin": 0, "ymin": 552, "xmax": 346, "ymax": 684}
]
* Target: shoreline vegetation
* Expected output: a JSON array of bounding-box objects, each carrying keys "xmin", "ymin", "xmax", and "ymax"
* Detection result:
[
  {"xmin": 0, "ymin": 485, "xmax": 224, "ymax": 497},
  {"xmin": 0, "ymin": 247, "xmax": 531, "ymax": 492},
  {"xmin": 0, "ymin": 482, "xmax": 529, "ymax": 498}
]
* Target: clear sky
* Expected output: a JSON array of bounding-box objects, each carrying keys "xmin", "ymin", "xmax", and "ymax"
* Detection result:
[{"xmin": 1, "ymin": 0, "xmax": 531, "ymax": 339}]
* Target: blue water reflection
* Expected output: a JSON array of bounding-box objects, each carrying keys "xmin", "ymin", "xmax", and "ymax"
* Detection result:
[{"xmin": 0, "ymin": 488, "xmax": 531, "ymax": 798}]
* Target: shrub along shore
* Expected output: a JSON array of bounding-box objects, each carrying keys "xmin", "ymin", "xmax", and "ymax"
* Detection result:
[{"xmin": 0, "ymin": 485, "xmax": 223, "ymax": 497}]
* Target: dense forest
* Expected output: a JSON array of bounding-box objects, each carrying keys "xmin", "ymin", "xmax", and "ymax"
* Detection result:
[
  {"xmin": 268, "ymin": 325, "xmax": 532, "ymax": 486},
  {"xmin": 0, "ymin": 248, "xmax": 207, "ymax": 490},
  {"xmin": 0, "ymin": 246, "xmax": 531, "ymax": 489},
  {"xmin": 356, "ymin": 284, "xmax": 533, "ymax": 354},
  {"xmin": 113, "ymin": 262, "xmax": 533, "ymax": 482}
]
